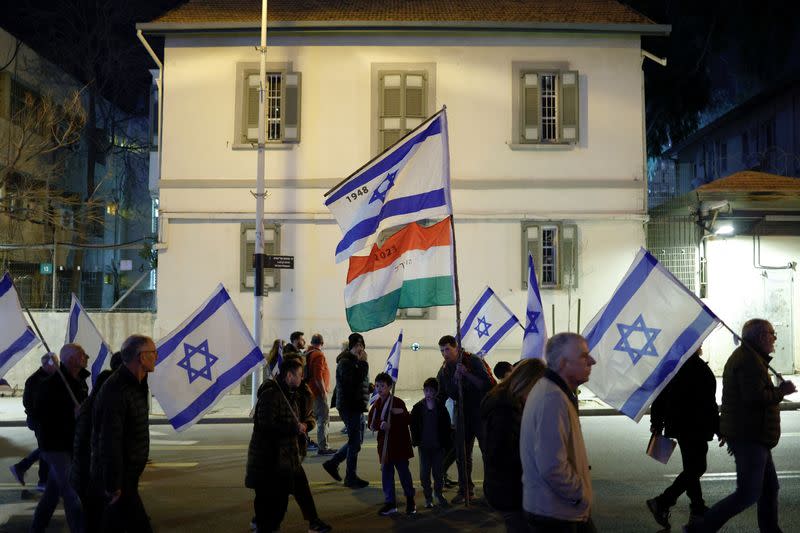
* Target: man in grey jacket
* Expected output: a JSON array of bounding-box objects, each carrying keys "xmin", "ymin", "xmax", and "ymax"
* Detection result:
[{"xmin": 521, "ymin": 332, "xmax": 596, "ymax": 532}]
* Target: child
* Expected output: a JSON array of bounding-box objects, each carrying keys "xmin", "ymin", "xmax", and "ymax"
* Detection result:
[
  {"xmin": 410, "ymin": 377, "xmax": 452, "ymax": 508},
  {"xmin": 367, "ymin": 372, "xmax": 416, "ymax": 516}
]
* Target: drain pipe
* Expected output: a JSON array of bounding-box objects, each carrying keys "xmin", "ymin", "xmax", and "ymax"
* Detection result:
[
  {"xmin": 753, "ymin": 233, "xmax": 797, "ymax": 271},
  {"xmin": 136, "ymin": 29, "xmax": 163, "ymax": 193}
]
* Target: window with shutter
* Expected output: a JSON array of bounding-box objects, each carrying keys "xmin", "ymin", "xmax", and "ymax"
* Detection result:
[
  {"xmin": 522, "ymin": 221, "xmax": 578, "ymax": 290},
  {"xmin": 379, "ymin": 71, "xmax": 427, "ymax": 152},
  {"xmin": 239, "ymin": 68, "xmax": 301, "ymax": 145},
  {"xmin": 240, "ymin": 222, "xmax": 281, "ymax": 292},
  {"xmin": 518, "ymin": 70, "xmax": 580, "ymax": 145}
]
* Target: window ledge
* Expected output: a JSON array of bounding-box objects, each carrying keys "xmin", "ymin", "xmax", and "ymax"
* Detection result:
[
  {"xmin": 507, "ymin": 142, "xmax": 575, "ymax": 151},
  {"xmin": 232, "ymin": 143, "xmax": 296, "ymax": 151}
]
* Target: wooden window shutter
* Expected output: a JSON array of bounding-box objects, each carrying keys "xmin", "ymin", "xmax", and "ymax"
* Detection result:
[
  {"xmin": 560, "ymin": 224, "xmax": 578, "ymax": 288},
  {"xmin": 403, "ymin": 73, "xmax": 426, "ymax": 130},
  {"xmin": 522, "ymin": 223, "xmax": 541, "ymax": 289},
  {"xmin": 559, "ymin": 71, "xmax": 579, "ymax": 143},
  {"xmin": 245, "ymin": 74, "xmax": 260, "ymax": 142},
  {"xmin": 380, "ymin": 73, "xmax": 404, "ymax": 150},
  {"xmin": 522, "ymin": 73, "xmax": 540, "ymax": 142},
  {"xmin": 283, "ymin": 72, "xmax": 301, "ymax": 142}
]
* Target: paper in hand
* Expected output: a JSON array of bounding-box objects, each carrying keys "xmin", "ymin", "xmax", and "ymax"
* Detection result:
[{"xmin": 646, "ymin": 433, "xmax": 677, "ymax": 464}]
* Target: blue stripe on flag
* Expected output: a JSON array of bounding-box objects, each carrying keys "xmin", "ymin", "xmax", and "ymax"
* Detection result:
[
  {"xmin": 156, "ymin": 288, "xmax": 231, "ymax": 366},
  {"xmin": 335, "ymin": 189, "xmax": 448, "ymax": 256},
  {"xmin": 0, "ymin": 273, "xmax": 12, "ymax": 298},
  {"xmin": 619, "ymin": 309, "xmax": 718, "ymax": 419},
  {"xmin": 326, "ymin": 116, "xmax": 443, "ymax": 204},
  {"xmin": 584, "ymin": 253, "xmax": 658, "ymax": 351},
  {"xmin": 0, "ymin": 328, "xmax": 38, "ymax": 368},
  {"xmin": 169, "ymin": 346, "xmax": 264, "ymax": 430},
  {"xmin": 91, "ymin": 343, "xmax": 109, "ymax": 385},
  {"xmin": 460, "ymin": 288, "xmax": 495, "ymax": 338},
  {"xmin": 68, "ymin": 304, "xmax": 80, "ymax": 342},
  {"xmin": 480, "ymin": 316, "xmax": 520, "ymax": 354}
]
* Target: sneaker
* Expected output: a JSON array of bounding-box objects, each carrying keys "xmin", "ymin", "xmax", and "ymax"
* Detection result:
[
  {"xmin": 322, "ymin": 460, "xmax": 342, "ymax": 482},
  {"xmin": 450, "ymin": 492, "xmax": 473, "ymax": 505},
  {"xmin": 340, "ymin": 426, "xmax": 348, "ymax": 434},
  {"xmin": 308, "ymin": 518, "xmax": 332, "ymax": 533},
  {"xmin": 424, "ymin": 499, "xmax": 433, "ymax": 509},
  {"xmin": 646, "ymin": 498, "xmax": 671, "ymax": 529},
  {"xmin": 35, "ymin": 482, "xmax": 46, "ymax": 492},
  {"xmin": 443, "ymin": 476, "xmax": 457, "ymax": 489},
  {"xmin": 406, "ymin": 500, "xmax": 417, "ymax": 515},
  {"xmin": 8, "ymin": 464, "xmax": 25, "ymax": 486},
  {"xmin": 317, "ymin": 448, "xmax": 336, "ymax": 456},
  {"xmin": 378, "ymin": 502, "xmax": 397, "ymax": 516},
  {"xmin": 343, "ymin": 477, "xmax": 369, "ymax": 489},
  {"xmin": 250, "ymin": 517, "xmax": 257, "ymax": 530},
  {"xmin": 307, "ymin": 441, "xmax": 319, "ymax": 452},
  {"xmin": 435, "ymin": 492, "xmax": 448, "ymax": 507}
]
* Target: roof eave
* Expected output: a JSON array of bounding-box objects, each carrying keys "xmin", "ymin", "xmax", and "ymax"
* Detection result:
[{"xmin": 136, "ymin": 20, "xmax": 671, "ymax": 36}]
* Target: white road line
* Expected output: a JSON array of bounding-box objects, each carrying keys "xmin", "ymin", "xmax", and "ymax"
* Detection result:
[
  {"xmin": 666, "ymin": 471, "xmax": 800, "ymax": 480},
  {"xmin": 151, "ymin": 444, "xmax": 246, "ymax": 451},
  {"xmin": 150, "ymin": 439, "xmax": 199, "ymax": 446},
  {"xmin": 145, "ymin": 462, "xmax": 198, "ymax": 468}
]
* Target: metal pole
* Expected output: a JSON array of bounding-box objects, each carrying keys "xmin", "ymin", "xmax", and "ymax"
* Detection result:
[
  {"xmin": 51, "ymin": 236, "xmax": 57, "ymax": 309},
  {"xmin": 576, "ymin": 298, "xmax": 582, "ymax": 333},
  {"xmin": 551, "ymin": 304, "xmax": 555, "ymax": 334},
  {"xmin": 109, "ymin": 269, "xmax": 152, "ymax": 311},
  {"xmin": 251, "ymin": 0, "xmax": 268, "ymax": 408}
]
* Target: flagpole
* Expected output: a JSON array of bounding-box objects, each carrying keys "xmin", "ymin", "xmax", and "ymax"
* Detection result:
[
  {"xmin": 251, "ymin": 0, "xmax": 268, "ymax": 409},
  {"xmin": 379, "ymin": 382, "xmax": 396, "ymax": 466},
  {"xmin": 716, "ymin": 319, "xmax": 785, "ymax": 382}
]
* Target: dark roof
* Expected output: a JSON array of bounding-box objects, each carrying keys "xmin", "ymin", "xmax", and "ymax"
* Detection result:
[{"xmin": 142, "ymin": 0, "xmax": 664, "ymax": 33}]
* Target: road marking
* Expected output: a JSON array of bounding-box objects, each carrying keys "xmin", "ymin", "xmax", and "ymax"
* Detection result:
[
  {"xmin": 150, "ymin": 439, "xmax": 199, "ymax": 446},
  {"xmin": 666, "ymin": 471, "xmax": 800, "ymax": 480},
  {"xmin": 781, "ymin": 432, "xmax": 800, "ymax": 437},
  {"xmin": 150, "ymin": 430, "xmax": 168, "ymax": 436},
  {"xmin": 146, "ymin": 462, "xmax": 198, "ymax": 468},
  {"xmin": 151, "ymin": 444, "xmax": 246, "ymax": 451}
]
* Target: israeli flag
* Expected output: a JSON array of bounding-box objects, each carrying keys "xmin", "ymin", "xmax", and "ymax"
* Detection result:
[
  {"xmin": 521, "ymin": 253, "xmax": 548, "ymax": 360},
  {"xmin": 583, "ymin": 248, "xmax": 720, "ymax": 421},
  {"xmin": 269, "ymin": 341, "xmax": 284, "ymax": 378},
  {"xmin": 325, "ymin": 109, "xmax": 452, "ymax": 263},
  {"xmin": 0, "ymin": 273, "xmax": 40, "ymax": 378},
  {"xmin": 369, "ymin": 330, "xmax": 403, "ymax": 406},
  {"xmin": 66, "ymin": 295, "xmax": 113, "ymax": 387},
  {"xmin": 460, "ymin": 287, "xmax": 521, "ymax": 356},
  {"xmin": 151, "ymin": 284, "xmax": 264, "ymax": 432}
]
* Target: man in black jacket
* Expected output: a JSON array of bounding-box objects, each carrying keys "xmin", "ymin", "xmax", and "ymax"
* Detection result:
[
  {"xmin": 91, "ymin": 334, "xmax": 155, "ymax": 533},
  {"xmin": 31, "ymin": 344, "xmax": 89, "ymax": 533},
  {"xmin": 9, "ymin": 352, "xmax": 57, "ymax": 488},
  {"xmin": 322, "ymin": 333, "xmax": 370, "ymax": 489},
  {"xmin": 647, "ymin": 348, "xmax": 720, "ymax": 529}
]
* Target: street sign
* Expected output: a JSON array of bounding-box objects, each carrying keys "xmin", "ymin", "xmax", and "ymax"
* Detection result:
[
  {"xmin": 39, "ymin": 263, "xmax": 53, "ymax": 275},
  {"xmin": 265, "ymin": 255, "xmax": 294, "ymax": 269}
]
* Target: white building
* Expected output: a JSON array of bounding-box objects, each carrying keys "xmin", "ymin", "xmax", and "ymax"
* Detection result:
[{"xmin": 138, "ymin": 0, "xmax": 669, "ymax": 391}]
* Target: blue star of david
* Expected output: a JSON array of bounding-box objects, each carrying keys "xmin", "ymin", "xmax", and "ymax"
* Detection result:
[
  {"xmin": 474, "ymin": 316, "xmax": 492, "ymax": 339},
  {"xmin": 176, "ymin": 340, "xmax": 219, "ymax": 384},
  {"xmin": 524, "ymin": 311, "xmax": 540, "ymax": 336},
  {"xmin": 369, "ymin": 171, "xmax": 398, "ymax": 204},
  {"xmin": 614, "ymin": 314, "xmax": 661, "ymax": 365}
]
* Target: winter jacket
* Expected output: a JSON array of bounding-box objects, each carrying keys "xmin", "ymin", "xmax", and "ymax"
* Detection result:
[
  {"xmin": 436, "ymin": 352, "xmax": 492, "ymax": 428},
  {"xmin": 70, "ymin": 368, "xmax": 113, "ymax": 496},
  {"xmin": 91, "ymin": 365, "xmax": 150, "ymax": 492},
  {"xmin": 409, "ymin": 398, "xmax": 452, "ymax": 450},
  {"xmin": 481, "ymin": 389, "xmax": 525, "ymax": 512},
  {"xmin": 245, "ymin": 379, "xmax": 305, "ymax": 488},
  {"xmin": 368, "ymin": 395, "xmax": 413, "ymax": 463},
  {"xmin": 296, "ymin": 382, "xmax": 316, "ymax": 458},
  {"xmin": 305, "ymin": 347, "xmax": 330, "ymax": 399},
  {"xmin": 23, "ymin": 367, "xmax": 50, "ymax": 423},
  {"xmin": 335, "ymin": 350, "xmax": 370, "ymax": 413},
  {"xmin": 719, "ymin": 344, "xmax": 786, "ymax": 448},
  {"xmin": 651, "ymin": 354, "xmax": 719, "ymax": 441},
  {"xmin": 521, "ymin": 370, "xmax": 592, "ymax": 522},
  {"xmin": 37, "ymin": 365, "xmax": 89, "ymax": 452}
]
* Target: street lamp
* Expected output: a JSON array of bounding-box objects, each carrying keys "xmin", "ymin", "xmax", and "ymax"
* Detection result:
[{"xmin": 714, "ymin": 224, "xmax": 734, "ymax": 236}]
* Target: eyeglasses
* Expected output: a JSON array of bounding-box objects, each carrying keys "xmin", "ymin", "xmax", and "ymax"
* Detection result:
[{"xmin": 139, "ymin": 349, "xmax": 158, "ymax": 356}]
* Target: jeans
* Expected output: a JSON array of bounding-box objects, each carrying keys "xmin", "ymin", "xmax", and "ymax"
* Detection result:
[
  {"xmin": 31, "ymin": 451, "xmax": 84, "ymax": 533},
  {"xmin": 658, "ymin": 437, "xmax": 708, "ymax": 512},
  {"xmin": 330, "ymin": 410, "xmax": 365, "ymax": 481},
  {"xmin": 254, "ymin": 468, "xmax": 319, "ymax": 530},
  {"xmin": 418, "ymin": 447, "xmax": 444, "ymax": 500},
  {"xmin": 526, "ymin": 513, "xmax": 597, "ymax": 533},
  {"xmin": 101, "ymin": 484, "xmax": 152, "ymax": 533},
  {"xmin": 313, "ymin": 395, "xmax": 330, "ymax": 450},
  {"xmin": 454, "ymin": 412, "xmax": 483, "ymax": 494},
  {"xmin": 700, "ymin": 439, "xmax": 781, "ymax": 532},
  {"xmin": 381, "ymin": 460, "xmax": 415, "ymax": 503}
]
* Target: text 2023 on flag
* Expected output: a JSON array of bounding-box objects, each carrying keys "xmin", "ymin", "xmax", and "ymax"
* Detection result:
[
  {"xmin": 345, "ymin": 218, "xmax": 454, "ymax": 332},
  {"xmin": 0, "ymin": 272, "xmax": 40, "ymax": 378},
  {"xmin": 67, "ymin": 295, "xmax": 112, "ymax": 387},
  {"xmin": 582, "ymin": 248, "xmax": 720, "ymax": 421},
  {"xmin": 460, "ymin": 287, "xmax": 521, "ymax": 356},
  {"xmin": 521, "ymin": 253, "xmax": 547, "ymax": 360},
  {"xmin": 150, "ymin": 284, "xmax": 264, "ymax": 432},
  {"xmin": 325, "ymin": 109, "xmax": 452, "ymax": 263},
  {"xmin": 369, "ymin": 330, "xmax": 403, "ymax": 406}
]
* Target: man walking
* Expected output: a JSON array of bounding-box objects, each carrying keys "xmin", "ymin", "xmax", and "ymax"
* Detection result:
[
  {"xmin": 323, "ymin": 333, "xmax": 370, "ymax": 488},
  {"xmin": 91, "ymin": 334, "xmax": 156, "ymax": 532},
  {"xmin": 687, "ymin": 319, "xmax": 796, "ymax": 533},
  {"xmin": 306, "ymin": 333, "xmax": 335, "ymax": 455},
  {"xmin": 521, "ymin": 332, "xmax": 596, "ymax": 532},
  {"xmin": 31, "ymin": 344, "xmax": 90, "ymax": 533},
  {"xmin": 9, "ymin": 352, "xmax": 58, "ymax": 489},
  {"xmin": 284, "ymin": 331, "xmax": 306, "ymax": 361}
]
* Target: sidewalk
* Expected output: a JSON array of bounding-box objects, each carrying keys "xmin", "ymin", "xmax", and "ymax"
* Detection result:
[{"xmin": 2, "ymin": 376, "xmax": 799, "ymax": 427}]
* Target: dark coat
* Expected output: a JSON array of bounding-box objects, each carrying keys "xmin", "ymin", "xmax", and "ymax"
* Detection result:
[
  {"xmin": 436, "ymin": 352, "xmax": 492, "ymax": 427},
  {"xmin": 719, "ymin": 345, "xmax": 785, "ymax": 448},
  {"xmin": 480, "ymin": 389, "xmax": 524, "ymax": 511},
  {"xmin": 23, "ymin": 367, "xmax": 50, "ymax": 430},
  {"xmin": 245, "ymin": 379, "xmax": 305, "ymax": 489},
  {"xmin": 295, "ymin": 382, "xmax": 316, "ymax": 458},
  {"xmin": 91, "ymin": 365, "xmax": 150, "ymax": 492},
  {"xmin": 368, "ymin": 396, "xmax": 413, "ymax": 463},
  {"xmin": 335, "ymin": 350, "xmax": 370, "ymax": 414},
  {"xmin": 409, "ymin": 398, "xmax": 452, "ymax": 450},
  {"xmin": 651, "ymin": 354, "xmax": 719, "ymax": 441},
  {"xmin": 70, "ymin": 368, "xmax": 114, "ymax": 496},
  {"xmin": 36, "ymin": 365, "xmax": 90, "ymax": 452}
]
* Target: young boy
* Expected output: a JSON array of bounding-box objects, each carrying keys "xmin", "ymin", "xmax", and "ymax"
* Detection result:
[
  {"xmin": 367, "ymin": 372, "xmax": 416, "ymax": 516},
  {"xmin": 410, "ymin": 377, "xmax": 452, "ymax": 508}
]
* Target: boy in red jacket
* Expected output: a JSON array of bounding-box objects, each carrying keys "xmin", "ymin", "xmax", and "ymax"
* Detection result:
[{"xmin": 368, "ymin": 372, "xmax": 416, "ymax": 516}]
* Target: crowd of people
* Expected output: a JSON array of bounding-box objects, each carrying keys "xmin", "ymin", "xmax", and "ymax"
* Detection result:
[{"xmin": 8, "ymin": 319, "xmax": 797, "ymax": 533}]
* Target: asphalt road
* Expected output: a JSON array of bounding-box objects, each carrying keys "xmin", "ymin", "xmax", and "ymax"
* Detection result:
[{"xmin": 2, "ymin": 411, "xmax": 799, "ymax": 532}]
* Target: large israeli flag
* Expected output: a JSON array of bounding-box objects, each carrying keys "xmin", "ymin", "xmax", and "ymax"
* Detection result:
[
  {"xmin": 460, "ymin": 287, "xmax": 521, "ymax": 356},
  {"xmin": 521, "ymin": 253, "xmax": 548, "ymax": 360},
  {"xmin": 583, "ymin": 248, "xmax": 720, "ymax": 421},
  {"xmin": 0, "ymin": 273, "xmax": 40, "ymax": 378},
  {"xmin": 369, "ymin": 330, "xmax": 403, "ymax": 406},
  {"xmin": 151, "ymin": 284, "xmax": 264, "ymax": 432},
  {"xmin": 324, "ymin": 109, "xmax": 452, "ymax": 263},
  {"xmin": 66, "ymin": 295, "xmax": 113, "ymax": 387}
]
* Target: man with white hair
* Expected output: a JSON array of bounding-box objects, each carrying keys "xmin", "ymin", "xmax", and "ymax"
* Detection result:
[{"xmin": 521, "ymin": 332, "xmax": 597, "ymax": 532}]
